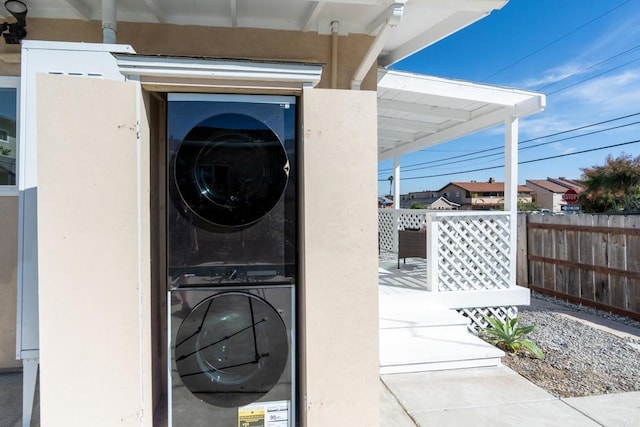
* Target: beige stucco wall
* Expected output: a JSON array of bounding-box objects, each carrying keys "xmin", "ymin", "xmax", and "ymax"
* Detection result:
[
  {"xmin": 0, "ymin": 18, "xmax": 376, "ymax": 368},
  {"xmin": 0, "ymin": 17, "xmax": 378, "ymax": 374},
  {"xmin": 0, "ymin": 18, "xmax": 377, "ymax": 90},
  {"xmin": 36, "ymin": 74, "xmax": 151, "ymax": 425},
  {"xmin": 0, "ymin": 18, "xmax": 382, "ymax": 423},
  {"xmin": 0, "ymin": 196, "xmax": 19, "ymax": 369},
  {"xmin": 300, "ymin": 88, "xmax": 379, "ymax": 426}
]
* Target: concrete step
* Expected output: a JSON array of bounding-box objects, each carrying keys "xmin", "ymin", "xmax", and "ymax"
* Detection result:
[
  {"xmin": 380, "ymin": 328, "xmax": 504, "ymax": 374},
  {"xmin": 379, "ymin": 291, "xmax": 469, "ymax": 331},
  {"xmin": 378, "ymin": 289, "xmax": 504, "ymax": 374},
  {"xmin": 380, "ymin": 306, "xmax": 468, "ymax": 329}
]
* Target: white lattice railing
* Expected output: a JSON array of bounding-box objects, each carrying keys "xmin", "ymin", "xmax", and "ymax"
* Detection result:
[
  {"xmin": 458, "ymin": 306, "xmax": 519, "ymax": 332},
  {"xmin": 378, "ymin": 208, "xmax": 428, "ymax": 252},
  {"xmin": 430, "ymin": 211, "xmax": 512, "ymax": 292},
  {"xmin": 379, "ymin": 209, "xmax": 515, "ymax": 292},
  {"xmin": 378, "ymin": 209, "xmax": 397, "ymax": 251},
  {"xmin": 379, "ymin": 209, "xmax": 523, "ymax": 325}
]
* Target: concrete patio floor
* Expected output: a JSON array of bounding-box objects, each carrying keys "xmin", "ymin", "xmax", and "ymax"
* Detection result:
[
  {"xmin": 379, "ymin": 250, "xmax": 429, "ymax": 294},
  {"xmin": 381, "ymin": 366, "xmax": 640, "ymax": 426}
]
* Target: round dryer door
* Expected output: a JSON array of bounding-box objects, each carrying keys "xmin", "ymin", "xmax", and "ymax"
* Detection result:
[
  {"xmin": 172, "ymin": 113, "xmax": 289, "ymax": 230},
  {"xmin": 174, "ymin": 292, "xmax": 289, "ymax": 408}
]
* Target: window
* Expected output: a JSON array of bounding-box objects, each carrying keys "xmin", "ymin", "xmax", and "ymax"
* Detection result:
[{"xmin": 0, "ymin": 77, "xmax": 19, "ymax": 193}]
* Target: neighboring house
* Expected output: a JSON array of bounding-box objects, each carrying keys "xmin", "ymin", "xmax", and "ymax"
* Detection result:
[
  {"xmin": 378, "ymin": 196, "xmax": 394, "ymax": 208},
  {"xmin": 399, "ymin": 190, "xmax": 437, "ymax": 207},
  {"xmin": 438, "ymin": 178, "xmax": 534, "ymax": 210},
  {"xmin": 526, "ymin": 177, "xmax": 584, "ymax": 212},
  {"xmin": 0, "ymin": 1, "xmax": 545, "ymax": 426},
  {"xmin": 402, "ymin": 190, "xmax": 439, "ymax": 200},
  {"xmin": 399, "ymin": 194, "xmax": 459, "ymax": 209}
]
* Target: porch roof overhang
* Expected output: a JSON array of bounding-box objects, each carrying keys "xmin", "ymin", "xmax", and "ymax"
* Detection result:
[
  {"xmin": 24, "ymin": 0, "xmax": 508, "ymax": 68},
  {"xmin": 377, "ymin": 68, "xmax": 546, "ymax": 161}
]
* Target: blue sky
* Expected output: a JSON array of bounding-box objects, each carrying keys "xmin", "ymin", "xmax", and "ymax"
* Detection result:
[{"xmin": 378, "ymin": 0, "xmax": 640, "ymax": 195}]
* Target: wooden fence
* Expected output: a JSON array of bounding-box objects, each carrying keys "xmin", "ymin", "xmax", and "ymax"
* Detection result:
[{"xmin": 517, "ymin": 213, "xmax": 640, "ymax": 320}]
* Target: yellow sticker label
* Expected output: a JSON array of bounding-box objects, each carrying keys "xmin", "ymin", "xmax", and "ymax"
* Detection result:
[{"xmin": 238, "ymin": 409, "xmax": 265, "ymax": 427}]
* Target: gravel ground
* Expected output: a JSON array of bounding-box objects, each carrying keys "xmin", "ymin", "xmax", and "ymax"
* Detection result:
[{"xmin": 495, "ymin": 293, "xmax": 640, "ymax": 398}]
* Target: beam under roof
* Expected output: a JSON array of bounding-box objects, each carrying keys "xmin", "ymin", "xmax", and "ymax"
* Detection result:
[
  {"xmin": 63, "ymin": 0, "xmax": 92, "ymax": 20},
  {"xmin": 377, "ymin": 69, "xmax": 546, "ymax": 161},
  {"xmin": 378, "ymin": 98, "xmax": 470, "ymax": 122},
  {"xmin": 143, "ymin": 0, "xmax": 167, "ymax": 23}
]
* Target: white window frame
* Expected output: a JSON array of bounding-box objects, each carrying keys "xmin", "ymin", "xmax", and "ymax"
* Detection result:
[{"xmin": 0, "ymin": 76, "xmax": 20, "ymax": 196}]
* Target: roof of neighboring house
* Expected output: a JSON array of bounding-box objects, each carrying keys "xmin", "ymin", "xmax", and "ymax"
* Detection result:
[
  {"xmin": 428, "ymin": 196, "xmax": 460, "ymax": 207},
  {"xmin": 548, "ymin": 177, "xmax": 585, "ymax": 191},
  {"xmin": 526, "ymin": 180, "xmax": 568, "ymax": 193},
  {"xmin": 401, "ymin": 196, "xmax": 460, "ymax": 208},
  {"xmin": 403, "ymin": 191, "xmax": 439, "ymax": 199},
  {"xmin": 526, "ymin": 178, "xmax": 584, "ymax": 193},
  {"xmin": 439, "ymin": 182, "xmax": 534, "ymax": 194},
  {"xmin": 378, "ymin": 196, "xmax": 394, "ymax": 206}
]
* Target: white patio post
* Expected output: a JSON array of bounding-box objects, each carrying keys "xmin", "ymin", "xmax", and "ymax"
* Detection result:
[
  {"xmin": 425, "ymin": 214, "xmax": 439, "ymax": 292},
  {"xmin": 391, "ymin": 156, "xmax": 400, "ymax": 251},
  {"xmin": 393, "ymin": 155, "xmax": 400, "ymax": 209},
  {"xmin": 504, "ymin": 114, "xmax": 518, "ymax": 288}
]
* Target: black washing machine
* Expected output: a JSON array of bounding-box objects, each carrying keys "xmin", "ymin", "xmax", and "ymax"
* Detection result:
[{"xmin": 167, "ymin": 94, "xmax": 297, "ymax": 427}]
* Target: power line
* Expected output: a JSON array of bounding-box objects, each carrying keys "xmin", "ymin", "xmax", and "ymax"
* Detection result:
[
  {"xmin": 379, "ymin": 111, "xmax": 640, "ymax": 173},
  {"xmin": 387, "ymin": 119, "xmax": 640, "ymax": 175},
  {"xmin": 547, "ymin": 56, "xmax": 640, "ymax": 95},
  {"xmin": 378, "ymin": 138, "xmax": 640, "ymax": 181},
  {"xmin": 481, "ymin": 0, "xmax": 632, "ymax": 82},
  {"xmin": 519, "ymin": 111, "xmax": 640, "ymax": 144},
  {"xmin": 519, "ymin": 120, "xmax": 640, "ymax": 152},
  {"xmin": 520, "ymin": 139, "xmax": 640, "ymax": 165},
  {"xmin": 536, "ymin": 43, "xmax": 640, "ymax": 92}
]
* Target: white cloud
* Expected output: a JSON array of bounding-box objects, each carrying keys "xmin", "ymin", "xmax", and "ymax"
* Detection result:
[
  {"xmin": 517, "ymin": 63, "xmax": 587, "ymax": 90},
  {"xmin": 577, "ymin": 12, "xmax": 640, "ymax": 60},
  {"xmin": 519, "ymin": 115, "xmax": 573, "ymax": 138},
  {"xmin": 556, "ymin": 69, "xmax": 640, "ymax": 113},
  {"xmin": 550, "ymin": 142, "xmax": 576, "ymax": 155}
]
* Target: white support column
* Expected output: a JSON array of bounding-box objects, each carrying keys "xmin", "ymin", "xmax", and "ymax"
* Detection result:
[
  {"xmin": 392, "ymin": 209, "xmax": 399, "ymax": 253},
  {"xmin": 504, "ymin": 115, "xmax": 518, "ymax": 211},
  {"xmin": 393, "ymin": 155, "xmax": 400, "ymax": 210},
  {"xmin": 426, "ymin": 215, "xmax": 439, "ymax": 292},
  {"xmin": 504, "ymin": 115, "xmax": 518, "ymax": 287}
]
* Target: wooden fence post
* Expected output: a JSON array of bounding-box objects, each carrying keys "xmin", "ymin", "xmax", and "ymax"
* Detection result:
[
  {"xmin": 516, "ymin": 213, "xmax": 528, "ymax": 286},
  {"xmin": 627, "ymin": 215, "xmax": 640, "ymax": 313}
]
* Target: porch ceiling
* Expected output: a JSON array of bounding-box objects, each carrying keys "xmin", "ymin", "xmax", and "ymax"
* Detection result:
[
  {"xmin": 377, "ymin": 69, "xmax": 546, "ymax": 161},
  {"xmin": 19, "ymin": 0, "xmax": 508, "ymax": 66}
]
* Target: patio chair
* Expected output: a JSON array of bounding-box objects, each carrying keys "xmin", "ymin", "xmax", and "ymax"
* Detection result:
[{"xmin": 397, "ymin": 228, "xmax": 427, "ymax": 268}]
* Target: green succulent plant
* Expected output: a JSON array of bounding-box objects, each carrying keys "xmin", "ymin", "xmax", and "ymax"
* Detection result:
[{"xmin": 481, "ymin": 314, "xmax": 544, "ymax": 360}]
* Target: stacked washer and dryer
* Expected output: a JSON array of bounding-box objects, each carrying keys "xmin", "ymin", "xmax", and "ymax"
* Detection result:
[{"xmin": 167, "ymin": 94, "xmax": 297, "ymax": 426}]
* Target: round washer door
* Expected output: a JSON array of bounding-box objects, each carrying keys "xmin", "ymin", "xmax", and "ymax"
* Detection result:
[
  {"xmin": 174, "ymin": 292, "xmax": 289, "ymax": 408},
  {"xmin": 172, "ymin": 113, "xmax": 289, "ymax": 230}
]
